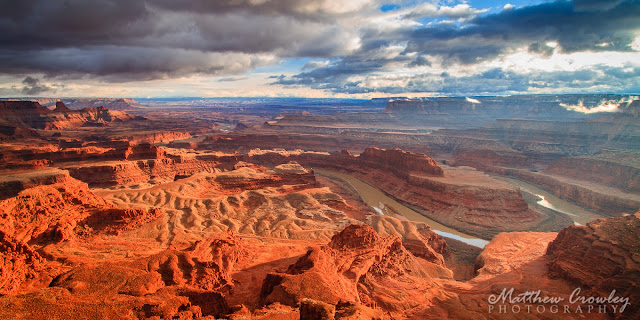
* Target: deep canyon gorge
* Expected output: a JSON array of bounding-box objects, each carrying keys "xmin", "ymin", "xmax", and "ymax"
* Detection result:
[{"xmin": 0, "ymin": 96, "xmax": 639, "ymax": 319}]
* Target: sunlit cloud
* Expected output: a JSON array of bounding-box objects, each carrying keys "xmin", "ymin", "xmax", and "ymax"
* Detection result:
[
  {"xmin": 632, "ymin": 36, "xmax": 640, "ymax": 51},
  {"xmin": 560, "ymin": 96, "xmax": 638, "ymax": 114},
  {"xmin": 466, "ymin": 97, "xmax": 481, "ymax": 104}
]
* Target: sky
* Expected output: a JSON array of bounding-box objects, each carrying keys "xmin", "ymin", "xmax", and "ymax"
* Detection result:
[{"xmin": 0, "ymin": 0, "xmax": 639, "ymax": 98}]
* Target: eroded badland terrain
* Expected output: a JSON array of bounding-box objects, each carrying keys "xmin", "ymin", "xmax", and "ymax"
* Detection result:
[{"xmin": 0, "ymin": 95, "xmax": 639, "ymax": 319}]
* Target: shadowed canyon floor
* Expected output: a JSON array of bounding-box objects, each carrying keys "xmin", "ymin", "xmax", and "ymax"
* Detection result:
[{"xmin": 1, "ymin": 98, "xmax": 639, "ymax": 319}]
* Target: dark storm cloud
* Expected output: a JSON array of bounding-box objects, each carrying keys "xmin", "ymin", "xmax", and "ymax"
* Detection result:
[
  {"xmin": 407, "ymin": 56, "xmax": 432, "ymax": 68},
  {"xmin": 404, "ymin": 0, "xmax": 640, "ymax": 63},
  {"xmin": 20, "ymin": 76, "xmax": 53, "ymax": 95},
  {"xmin": 528, "ymin": 42, "xmax": 556, "ymax": 57},
  {"xmin": 0, "ymin": 0, "xmax": 363, "ymax": 80},
  {"xmin": 274, "ymin": 37, "xmax": 417, "ymax": 87},
  {"xmin": 274, "ymin": 60, "xmax": 383, "ymax": 86},
  {"xmin": 1, "ymin": 0, "xmax": 639, "ymax": 96},
  {"xmin": 0, "ymin": 0, "xmax": 151, "ymax": 49},
  {"xmin": 0, "ymin": 46, "xmax": 272, "ymax": 81},
  {"xmin": 573, "ymin": 0, "xmax": 626, "ymax": 11},
  {"xmin": 148, "ymin": 0, "xmax": 371, "ymax": 21}
]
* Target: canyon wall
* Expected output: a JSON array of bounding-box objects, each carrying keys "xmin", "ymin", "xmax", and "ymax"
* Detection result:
[
  {"xmin": 493, "ymin": 168, "xmax": 640, "ymax": 216},
  {"xmin": 545, "ymin": 155, "xmax": 640, "ymax": 194},
  {"xmin": 358, "ymin": 147, "xmax": 443, "ymax": 178},
  {"xmin": 229, "ymin": 148, "xmax": 544, "ymax": 239},
  {"xmin": 547, "ymin": 212, "xmax": 640, "ymax": 318},
  {"xmin": 65, "ymin": 158, "xmax": 219, "ymax": 187},
  {"xmin": 0, "ymin": 101, "xmax": 142, "ymax": 131}
]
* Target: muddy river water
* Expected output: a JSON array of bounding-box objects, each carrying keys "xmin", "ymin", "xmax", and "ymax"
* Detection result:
[
  {"xmin": 315, "ymin": 168, "xmax": 603, "ymax": 248},
  {"xmin": 314, "ymin": 169, "xmax": 490, "ymax": 248},
  {"xmin": 493, "ymin": 176, "xmax": 603, "ymax": 226}
]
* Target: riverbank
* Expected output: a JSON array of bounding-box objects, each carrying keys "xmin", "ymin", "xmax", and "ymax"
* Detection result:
[{"xmin": 315, "ymin": 168, "xmax": 490, "ymax": 248}]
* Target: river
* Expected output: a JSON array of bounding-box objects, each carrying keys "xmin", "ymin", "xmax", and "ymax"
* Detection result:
[
  {"xmin": 493, "ymin": 176, "xmax": 603, "ymax": 226},
  {"xmin": 314, "ymin": 168, "xmax": 490, "ymax": 248}
]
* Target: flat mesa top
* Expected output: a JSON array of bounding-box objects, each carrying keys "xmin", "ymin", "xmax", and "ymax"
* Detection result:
[
  {"xmin": 0, "ymin": 168, "xmax": 68, "ymax": 182},
  {"xmin": 412, "ymin": 165, "xmax": 514, "ymax": 190}
]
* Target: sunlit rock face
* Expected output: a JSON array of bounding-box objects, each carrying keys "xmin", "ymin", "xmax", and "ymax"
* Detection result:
[{"xmin": 546, "ymin": 212, "xmax": 640, "ymax": 318}]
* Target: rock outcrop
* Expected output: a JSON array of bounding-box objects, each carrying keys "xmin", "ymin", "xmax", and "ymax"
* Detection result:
[
  {"xmin": 547, "ymin": 212, "xmax": 640, "ymax": 318},
  {"xmin": 492, "ymin": 168, "xmax": 640, "ymax": 216},
  {"xmin": 260, "ymin": 224, "xmax": 450, "ymax": 318},
  {"xmin": 96, "ymin": 164, "xmax": 358, "ymax": 241},
  {"xmin": 62, "ymin": 149, "xmax": 220, "ymax": 187},
  {"xmin": 53, "ymin": 101, "xmax": 72, "ymax": 112},
  {"xmin": 0, "ymin": 101, "xmax": 141, "ymax": 130},
  {"xmin": 474, "ymin": 232, "xmax": 558, "ymax": 281},
  {"xmin": 358, "ymin": 147, "xmax": 443, "ymax": 177},
  {"xmin": 0, "ymin": 169, "xmax": 72, "ymax": 200},
  {"xmin": 0, "ymin": 175, "xmax": 164, "ymax": 294},
  {"xmin": 545, "ymin": 154, "xmax": 640, "ymax": 194},
  {"xmin": 0, "ymin": 230, "xmax": 44, "ymax": 295}
]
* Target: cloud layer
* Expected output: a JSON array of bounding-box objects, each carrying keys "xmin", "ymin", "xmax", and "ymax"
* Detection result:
[
  {"xmin": 0, "ymin": 0, "xmax": 639, "ymax": 96},
  {"xmin": 275, "ymin": 0, "xmax": 640, "ymax": 95}
]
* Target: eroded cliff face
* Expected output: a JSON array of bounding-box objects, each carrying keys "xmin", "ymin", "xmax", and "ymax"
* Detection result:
[
  {"xmin": 0, "ymin": 169, "xmax": 72, "ymax": 200},
  {"xmin": 65, "ymin": 158, "xmax": 218, "ymax": 187},
  {"xmin": 545, "ymin": 155, "xmax": 640, "ymax": 194},
  {"xmin": 124, "ymin": 131, "xmax": 192, "ymax": 144},
  {"xmin": 260, "ymin": 224, "xmax": 450, "ymax": 317},
  {"xmin": 0, "ymin": 101, "xmax": 52, "ymax": 130},
  {"xmin": 0, "ymin": 141, "xmax": 171, "ymax": 168},
  {"xmin": 359, "ymin": 147, "xmax": 444, "ymax": 177},
  {"xmin": 546, "ymin": 212, "xmax": 640, "ymax": 318},
  {"xmin": 0, "ymin": 176, "xmax": 163, "ymax": 295},
  {"xmin": 96, "ymin": 163, "xmax": 360, "ymax": 242},
  {"xmin": 382, "ymin": 99, "xmax": 428, "ymax": 114},
  {"xmin": 0, "ymin": 101, "xmax": 141, "ymax": 131},
  {"xmin": 491, "ymin": 168, "xmax": 640, "ymax": 216}
]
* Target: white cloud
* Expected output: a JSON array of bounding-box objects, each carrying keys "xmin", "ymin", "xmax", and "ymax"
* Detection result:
[
  {"xmin": 466, "ymin": 97, "xmax": 481, "ymax": 104},
  {"xmin": 631, "ymin": 36, "xmax": 640, "ymax": 51},
  {"xmin": 560, "ymin": 97, "xmax": 637, "ymax": 114},
  {"xmin": 401, "ymin": 3, "xmax": 488, "ymax": 19},
  {"xmin": 487, "ymin": 47, "xmax": 640, "ymax": 74},
  {"xmin": 303, "ymin": 60, "xmax": 330, "ymax": 70}
]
